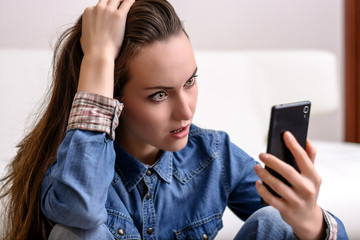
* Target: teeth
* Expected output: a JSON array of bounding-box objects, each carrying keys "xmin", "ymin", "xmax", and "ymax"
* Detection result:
[{"xmin": 172, "ymin": 128, "xmax": 183, "ymax": 133}]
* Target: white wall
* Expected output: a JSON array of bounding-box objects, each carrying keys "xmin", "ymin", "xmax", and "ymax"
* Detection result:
[
  {"xmin": 0, "ymin": 0, "xmax": 344, "ymax": 141},
  {"xmin": 172, "ymin": 0, "xmax": 344, "ymax": 142}
]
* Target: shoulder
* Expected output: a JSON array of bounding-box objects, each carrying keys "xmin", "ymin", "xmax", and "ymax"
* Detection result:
[
  {"xmin": 171, "ymin": 124, "xmax": 230, "ymax": 184},
  {"xmin": 172, "ymin": 124, "xmax": 257, "ymax": 185},
  {"xmin": 172, "ymin": 124, "xmax": 224, "ymax": 162},
  {"xmin": 187, "ymin": 124, "xmax": 229, "ymax": 144},
  {"xmin": 185, "ymin": 124, "xmax": 226, "ymax": 155},
  {"xmin": 186, "ymin": 124, "xmax": 250, "ymax": 159},
  {"xmin": 173, "ymin": 124, "xmax": 252, "ymax": 166}
]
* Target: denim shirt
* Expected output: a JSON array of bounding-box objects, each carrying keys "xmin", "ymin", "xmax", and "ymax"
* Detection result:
[
  {"xmin": 41, "ymin": 92, "xmax": 346, "ymax": 240},
  {"xmin": 42, "ymin": 124, "xmax": 262, "ymax": 240}
]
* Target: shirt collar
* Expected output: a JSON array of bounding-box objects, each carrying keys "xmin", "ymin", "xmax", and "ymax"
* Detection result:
[{"xmin": 114, "ymin": 142, "xmax": 173, "ymax": 192}]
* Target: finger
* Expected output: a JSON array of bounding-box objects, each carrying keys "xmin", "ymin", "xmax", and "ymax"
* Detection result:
[
  {"xmin": 108, "ymin": 0, "xmax": 121, "ymax": 9},
  {"xmin": 117, "ymin": 0, "xmax": 135, "ymax": 13},
  {"xmin": 97, "ymin": 0, "xmax": 108, "ymax": 7},
  {"xmin": 257, "ymin": 154, "xmax": 303, "ymax": 195},
  {"xmin": 255, "ymin": 180, "xmax": 287, "ymax": 211},
  {"xmin": 283, "ymin": 131, "xmax": 314, "ymax": 174},
  {"xmin": 254, "ymin": 163, "xmax": 290, "ymax": 198},
  {"xmin": 305, "ymin": 139, "xmax": 317, "ymax": 164}
]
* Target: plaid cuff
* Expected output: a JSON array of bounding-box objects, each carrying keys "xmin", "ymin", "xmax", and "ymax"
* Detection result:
[
  {"xmin": 322, "ymin": 208, "xmax": 338, "ymax": 240},
  {"xmin": 67, "ymin": 92, "xmax": 123, "ymax": 140},
  {"xmin": 292, "ymin": 208, "xmax": 338, "ymax": 240}
]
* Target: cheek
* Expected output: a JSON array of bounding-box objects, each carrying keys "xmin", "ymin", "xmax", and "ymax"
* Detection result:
[
  {"xmin": 190, "ymin": 86, "xmax": 198, "ymax": 112},
  {"xmin": 122, "ymin": 102, "xmax": 166, "ymax": 129}
]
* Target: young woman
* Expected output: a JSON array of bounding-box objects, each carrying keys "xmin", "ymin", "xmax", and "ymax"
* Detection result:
[{"xmin": 1, "ymin": 0, "xmax": 348, "ymax": 239}]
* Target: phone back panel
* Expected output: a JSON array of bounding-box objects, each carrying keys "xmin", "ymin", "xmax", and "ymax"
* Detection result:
[
  {"xmin": 267, "ymin": 101, "xmax": 311, "ymax": 172},
  {"xmin": 263, "ymin": 101, "xmax": 311, "ymax": 201}
]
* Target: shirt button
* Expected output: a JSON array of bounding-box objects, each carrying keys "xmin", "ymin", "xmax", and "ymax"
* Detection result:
[
  {"xmin": 117, "ymin": 228, "xmax": 125, "ymax": 235},
  {"xmin": 202, "ymin": 233, "xmax": 208, "ymax": 240},
  {"xmin": 147, "ymin": 228, "xmax": 153, "ymax": 235},
  {"xmin": 146, "ymin": 170, "xmax": 152, "ymax": 176},
  {"xmin": 146, "ymin": 193, "xmax": 151, "ymax": 200}
]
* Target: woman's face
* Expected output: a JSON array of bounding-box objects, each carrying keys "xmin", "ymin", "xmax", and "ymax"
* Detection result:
[{"xmin": 118, "ymin": 31, "xmax": 198, "ymax": 161}]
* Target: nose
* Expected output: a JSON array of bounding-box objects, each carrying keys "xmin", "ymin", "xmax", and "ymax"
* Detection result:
[{"xmin": 172, "ymin": 92, "xmax": 194, "ymax": 121}]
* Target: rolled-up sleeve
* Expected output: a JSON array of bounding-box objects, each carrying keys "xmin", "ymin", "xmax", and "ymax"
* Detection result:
[
  {"xmin": 67, "ymin": 92, "xmax": 123, "ymax": 140},
  {"xmin": 41, "ymin": 92, "xmax": 122, "ymax": 229}
]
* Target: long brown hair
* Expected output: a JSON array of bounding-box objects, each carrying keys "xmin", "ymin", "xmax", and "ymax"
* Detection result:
[{"xmin": 0, "ymin": 0, "xmax": 185, "ymax": 239}]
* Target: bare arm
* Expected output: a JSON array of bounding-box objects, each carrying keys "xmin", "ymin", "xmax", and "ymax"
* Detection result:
[{"xmin": 78, "ymin": 0, "xmax": 135, "ymax": 98}]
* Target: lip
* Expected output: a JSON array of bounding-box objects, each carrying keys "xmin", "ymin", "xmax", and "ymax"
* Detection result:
[{"xmin": 170, "ymin": 124, "xmax": 190, "ymax": 139}]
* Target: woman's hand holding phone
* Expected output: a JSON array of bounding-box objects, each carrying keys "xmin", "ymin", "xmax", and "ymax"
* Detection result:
[
  {"xmin": 78, "ymin": 0, "xmax": 135, "ymax": 98},
  {"xmin": 254, "ymin": 132, "xmax": 325, "ymax": 240}
]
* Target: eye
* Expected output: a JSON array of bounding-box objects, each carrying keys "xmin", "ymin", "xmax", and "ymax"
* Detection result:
[
  {"xmin": 185, "ymin": 75, "xmax": 197, "ymax": 88},
  {"xmin": 150, "ymin": 91, "xmax": 168, "ymax": 102}
]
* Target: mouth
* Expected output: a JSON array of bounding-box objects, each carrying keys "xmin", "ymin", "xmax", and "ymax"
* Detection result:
[
  {"xmin": 170, "ymin": 124, "xmax": 190, "ymax": 136},
  {"xmin": 170, "ymin": 127, "xmax": 185, "ymax": 134}
]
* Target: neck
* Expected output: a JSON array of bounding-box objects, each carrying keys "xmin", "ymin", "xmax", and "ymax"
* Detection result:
[
  {"xmin": 135, "ymin": 147, "xmax": 162, "ymax": 166},
  {"xmin": 115, "ymin": 128, "xmax": 161, "ymax": 165}
]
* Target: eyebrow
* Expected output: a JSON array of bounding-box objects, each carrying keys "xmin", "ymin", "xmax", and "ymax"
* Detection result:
[{"xmin": 144, "ymin": 67, "xmax": 198, "ymax": 90}]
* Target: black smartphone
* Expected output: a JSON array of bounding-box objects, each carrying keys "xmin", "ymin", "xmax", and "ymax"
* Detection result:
[{"xmin": 261, "ymin": 101, "xmax": 311, "ymax": 205}]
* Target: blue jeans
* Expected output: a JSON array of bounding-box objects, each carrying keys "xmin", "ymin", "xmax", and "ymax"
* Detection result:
[
  {"xmin": 234, "ymin": 206, "xmax": 293, "ymax": 240},
  {"xmin": 49, "ymin": 223, "xmax": 114, "ymax": 240},
  {"xmin": 49, "ymin": 206, "xmax": 293, "ymax": 240}
]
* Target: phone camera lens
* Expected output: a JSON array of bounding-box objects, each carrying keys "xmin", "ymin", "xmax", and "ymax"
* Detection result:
[{"xmin": 303, "ymin": 106, "xmax": 309, "ymax": 114}]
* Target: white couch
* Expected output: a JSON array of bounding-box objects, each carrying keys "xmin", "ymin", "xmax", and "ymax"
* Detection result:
[{"xmin": 0, "ymin": 49, "xmax": 359, "ymax": 239}]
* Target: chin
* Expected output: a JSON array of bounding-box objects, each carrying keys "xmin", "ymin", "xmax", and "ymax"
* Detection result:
[{"xmin": 163, "ymin": 136, "xmax": 189, "ymax": 152}]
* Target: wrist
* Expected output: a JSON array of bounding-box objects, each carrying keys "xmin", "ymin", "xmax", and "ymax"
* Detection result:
[
  {"xmin": 82, "ymin": 50, "xmax": 116, "ymax": 65},
  {"xmin": 294, "ymin": 206, "xmax": 325, "ymax": 240},
  {"xmin": 84, "ymin": 44, "xmax": 118, "ymax": 60},
  {"xmin": 78, "ymin": 54, "xmax": 115, "ymax": 98}
]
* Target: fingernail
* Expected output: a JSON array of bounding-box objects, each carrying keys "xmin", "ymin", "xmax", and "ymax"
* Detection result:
[
  {"xmin": 259, "ymin": 152, "xmax": 268, "ymax": 161},
  {"xmin": 284, "ymin": 131, "xmax": 293, "ymax": 142},
  {"xmin": 254, "ymin": 164, "xmax": 261, "ymax": 172}
]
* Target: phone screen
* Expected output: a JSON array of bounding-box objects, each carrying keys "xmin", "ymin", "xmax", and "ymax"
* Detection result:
[{"xmin": 262, "ymin": 101, "xmax": 311, "ymax": 203}]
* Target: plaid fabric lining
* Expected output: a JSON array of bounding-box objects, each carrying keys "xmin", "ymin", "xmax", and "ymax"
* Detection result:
[
  {"xmin": 322, "ymin": 208, "xmax": 338, "ymax": 240},
  {"xmin": 67, "ymin": 92, "xmax": 123, "ymax": 140}
]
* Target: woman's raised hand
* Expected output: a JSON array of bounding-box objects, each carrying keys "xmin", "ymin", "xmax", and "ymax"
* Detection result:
[
  {"xmin": 255, "ymin": 131, "xmax": 325, "ymax": 240},
  {"xmin": 78, "ymin": 0, "xmax": 135, "ymax": 98},
  {"xmin": 81, "ymin": 0, "xmax": 135, "ymax": 60}
]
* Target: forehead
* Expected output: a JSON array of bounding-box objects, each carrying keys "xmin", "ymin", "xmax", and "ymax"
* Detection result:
[{"xmin": 128, "ymin": 32, "xmax": 196, "ymax": 87}]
